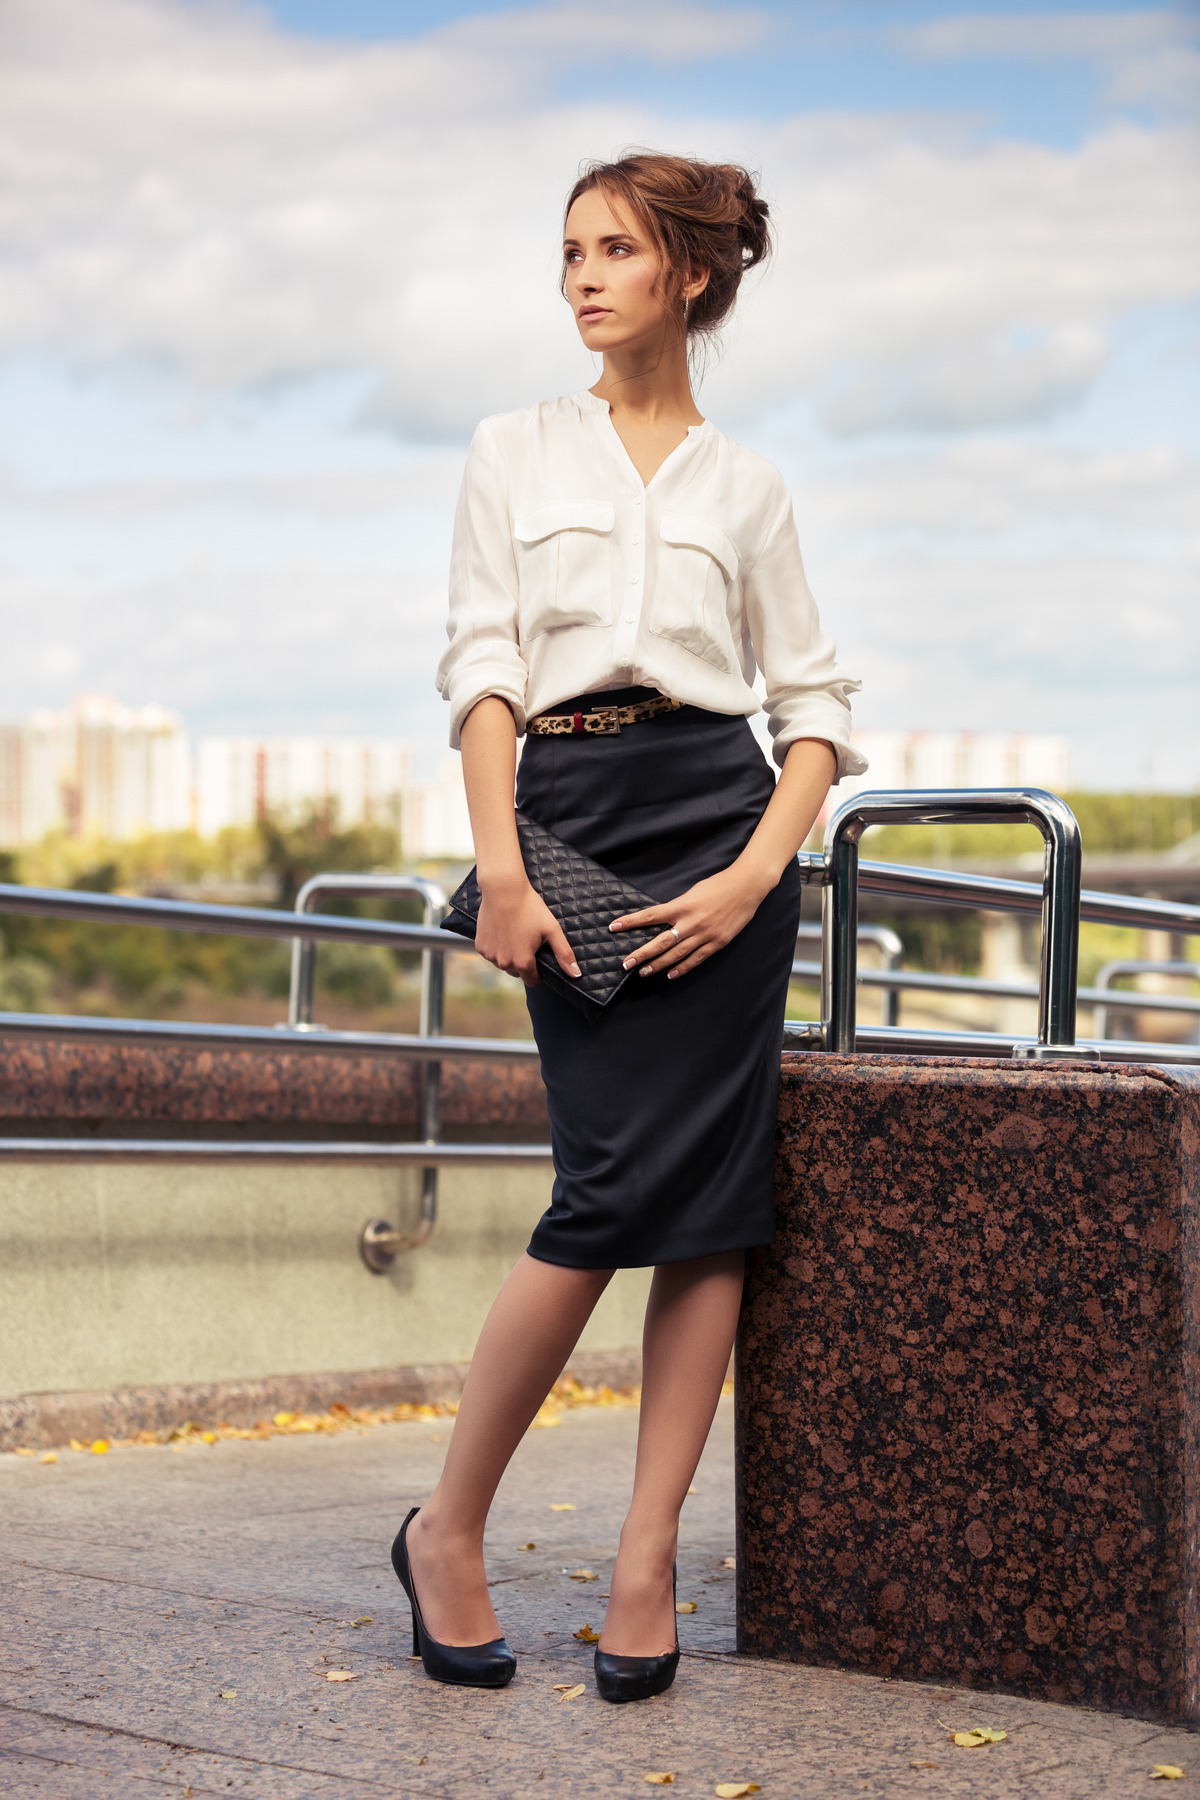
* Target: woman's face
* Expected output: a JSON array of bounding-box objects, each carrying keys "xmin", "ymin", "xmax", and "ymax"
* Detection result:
[{"xmin": 563, "ymin": 187, "xmax": 680, "ymax": 354}]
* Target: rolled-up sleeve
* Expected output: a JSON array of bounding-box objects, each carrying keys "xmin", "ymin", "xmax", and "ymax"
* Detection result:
[
  {"xmin": 742, "ymin": 488, "xmax": 867, "ymax": 780},
  {"xmin": 436, "ymin": 420, "xmax": 529, "ymax": 746}
]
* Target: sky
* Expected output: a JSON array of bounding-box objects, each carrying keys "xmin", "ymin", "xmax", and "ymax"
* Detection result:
[{"xmin": 0, "ymin": 0, "xmax": 1196, "ymax": 788}]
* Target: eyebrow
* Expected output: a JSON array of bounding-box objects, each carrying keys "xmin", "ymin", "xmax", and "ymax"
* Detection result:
[{"xmin": 562, "ymin": 232, "xmax": 639, "ymax": 248}]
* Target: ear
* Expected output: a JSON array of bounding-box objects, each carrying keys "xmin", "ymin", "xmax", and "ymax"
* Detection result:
[{"xmin": 684, "ymin": 266, "xmax": 711, "ymax": 301}]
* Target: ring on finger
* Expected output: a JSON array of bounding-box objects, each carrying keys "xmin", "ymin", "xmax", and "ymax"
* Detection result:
[{"xmin": 667, "ymin": 925, "xmax": 681, "ymax": 945}]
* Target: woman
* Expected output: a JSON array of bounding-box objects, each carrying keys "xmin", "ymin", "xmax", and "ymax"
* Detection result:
[{"xmin": 394, "ymin": 151, "xmax": 865, "ymax": 1702}]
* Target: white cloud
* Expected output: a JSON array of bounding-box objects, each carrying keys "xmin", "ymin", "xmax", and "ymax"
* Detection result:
[
  {"xmin": 791, "ymin": 439, "xmax": 1200, "ymax": 541},
  {"xmin": 900, "ymin": 8, "xmax": 1194, "ymax": 62},
  {"xmin": 897, "ymin": 8, "xmax": 1200, "ymax": 115},
  {"xmin": 0, "ymin": 0, "xmax": 1195, "ymax": 439}
]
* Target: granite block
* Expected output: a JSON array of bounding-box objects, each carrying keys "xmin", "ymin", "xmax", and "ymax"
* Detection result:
[
  {"xmin": 0, "ymin": 1037, "xmax": 549, "ymax": 1139},
  {"xmin": 737, "ymin": 1054, "xmax": 1200, "ymax": 1724}
]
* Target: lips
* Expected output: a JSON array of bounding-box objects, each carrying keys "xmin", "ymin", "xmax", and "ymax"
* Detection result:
[{"xmin": 579, "ymin": 308, "xmax": 609, "ymax": 321}]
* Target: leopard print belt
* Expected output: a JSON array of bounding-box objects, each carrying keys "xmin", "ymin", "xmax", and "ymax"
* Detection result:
[{"xmin": 526, "ymin": 694, "xmax": 684, "ymax": 737}]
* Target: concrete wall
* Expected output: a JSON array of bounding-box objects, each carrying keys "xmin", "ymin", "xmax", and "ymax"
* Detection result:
[{"xmin": 0, "ymin": 1159, "xmax": 651, "ymax": 1398}]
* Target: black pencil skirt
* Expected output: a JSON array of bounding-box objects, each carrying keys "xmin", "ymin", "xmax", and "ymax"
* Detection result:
[{"xmin": 516, "ymin": 687, "xmax": 803, "ymax": 1270}]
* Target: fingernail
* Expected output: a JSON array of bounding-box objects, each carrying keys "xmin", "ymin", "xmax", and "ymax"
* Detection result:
[
  {"xmin": 609, "ymin": 921, "xmax": 622, "ymax": 932},
  {"xmin": 640, "ymin": 965, "xmax": 653, "ymax": 977},
  {"xmin": 622, "ymin": 957, "xmax": 635, "ymax": 971},
  {"xmin": 667, "ymin": 970, "xmax": 678, "ymax": 980},
  {"xmin": 568, "ymin": 963, "xmax": 581, "ymax": 977}
]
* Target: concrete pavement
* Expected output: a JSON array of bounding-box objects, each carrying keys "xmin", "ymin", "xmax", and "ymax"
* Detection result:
[{"xmin": 1, "ymin": 1398, "xmax": 1193, "ymax": 1797}]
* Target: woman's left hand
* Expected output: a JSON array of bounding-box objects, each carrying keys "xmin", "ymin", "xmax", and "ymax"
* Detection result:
[{"xmin": 609, "ymin": 865, "xmax": 773, "ymax": 980}]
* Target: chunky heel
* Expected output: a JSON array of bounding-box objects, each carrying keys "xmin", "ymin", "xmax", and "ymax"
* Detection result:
[
  {"xmin": 594, "ymin": 1562, "xmax": 680, "ymax": 1704},
  {"xmin": 391, "ymin": 1507, "xmax": 516, "ymax": 1689}
]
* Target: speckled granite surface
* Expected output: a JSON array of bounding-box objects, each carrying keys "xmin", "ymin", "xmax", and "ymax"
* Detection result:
[
  {"xmin": 0, "ymin": 1037, "xmax": 549, "ymax": 1139},
  {"xmin": 737, "ymin": 1054, "xmax": 1200, "ymax": 1724}
]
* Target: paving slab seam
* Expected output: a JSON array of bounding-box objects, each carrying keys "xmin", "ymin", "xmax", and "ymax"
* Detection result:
[
  {"xmin": 0, "ymin": 1705, "xmax": 454, "ymax": 1796},
  {"xmin": 3, "ymin": 1558, "xmax": 352, "ymax": 1622}
]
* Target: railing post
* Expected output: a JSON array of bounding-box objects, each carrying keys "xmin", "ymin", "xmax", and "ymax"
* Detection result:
[
  {"xmin": 822, "ymin": 788, "xmax": 1087, "ymax": 1060},
  {"xmin": 285, "ymin": 873, "xmax": 449, "ymax": 1257}
]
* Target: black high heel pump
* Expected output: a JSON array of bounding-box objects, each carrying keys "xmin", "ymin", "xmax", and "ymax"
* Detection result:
[
  {"xmin": 593, "ymin": 1563, "xmax": 680, "ymax": 1704},
  {"xmin": 391, "ymin": 1507, "xmax": 516, "ymax": 1688}
]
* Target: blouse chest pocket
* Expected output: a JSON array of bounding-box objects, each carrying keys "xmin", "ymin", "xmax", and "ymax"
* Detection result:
[
  {"xmin": 649, "ymin": 512, "xmax": 741, "ymax": 673},
  {"xmin": 512, "ymin": 501, "xmax": 615, "ymax": 641}
]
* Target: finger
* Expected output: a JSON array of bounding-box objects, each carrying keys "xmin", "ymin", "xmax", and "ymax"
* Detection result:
[
  {"xmin": 666, "ymin": 944, "xmax": 713, "ymax": 980},
  {"xmin": 545, "ymin": 923, "xmax": 582, "ymax": 978},
  {"xmin": 622, "ymin": 927, "xmax": 687, "ymax": 973},
  {"xmin": 609, "ymin": 903, "xmax": 676, "ymax": 934}
]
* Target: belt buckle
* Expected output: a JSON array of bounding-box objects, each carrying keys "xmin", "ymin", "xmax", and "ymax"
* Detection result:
[{"xmin": 589, "ymin": 708, "xmax": 621, "ymax": 735}]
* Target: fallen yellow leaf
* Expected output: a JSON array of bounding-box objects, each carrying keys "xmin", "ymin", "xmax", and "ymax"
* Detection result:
[
  {"xmin": 553, "ymin": 1683, "xmax": 574, "ymax": 1690},
  {"xmin": 557, "ymin": 1683, "xmax": 586, "ymax": 1704},
  {"xmin": 571, "ymin": 1568, "xmax": 598, "ymax": 1582},
  {"xmin": 90, "ymin": 1440, "xmax": 110, "ymax": 1455},
  {"xmin": 350, "ymin": 1617, "xmax": 372, "ymax": 1628},
  {"xmin": 1151, "ymin": 1768, "xmax": 1185, "ymax": 1781},
  {"xmin": 202, "ymin": 1432, "xmax": 217, "ymax": 1444},
  {"xmin": 518, "ymin": 1542, "xmax": 537, "ymax": 1551},
  {"xmin": 550, "ymin": 1503, "xmax": 575, "ymax": 1511},
  {"xmin": 273, "ymin": 1411, "xmax": 295, "ymax": 1427},
  {"xmin": 573, "ymin": 1624, "xmax": 600, "ymax": 1643},
  {"xmin": 687, "ymin": 1486, "xmax": 697, "ymax": 1495},
  {"xmin": 40, "ymin": 1451, "xmax": 57, "ymax": 1464},
  {"xmin": 676, "ymin": 1601, "xmax": 698, "ymax": 1614},
  {"xmin": 721, "ymin": 1556, "xmax": 736, "ymax": 1569},
  {"xmin": 14, "ymin": 1447, "xmax": 34, "ymax": 1457},
  {"xmin": 218, "ymin": 1689, "xmax": 237, "ymax": 1699},
  {"xmin": 939, "ymin": 1721, "xmax": 1006, "ymax": 1748},
  {"xmin": 715, "ymin": 1785, "xmax": 760, "ymax": 1798},
  {"xmin": 325, "ymin": 1671, "xmax": 356, "ymax": 1682},
  {"xmin": 69, "ymin": 1439, "xmax": 86, "ymax": 1452},
  {"xmin": 644, "ymin": 1776, "xmax": 675, "ymax": 1786}
]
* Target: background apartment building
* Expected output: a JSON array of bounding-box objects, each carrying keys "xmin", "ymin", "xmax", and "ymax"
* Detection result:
[
  {"xmin": 0, "ymin": 696, "xmax": 190, "ymax": 848},
  {"xmin": 0, "ymin": 700, "xmax": 1070, "ymax": 863},
  {"xmin": 839, "ymin": 731, "xmax": 1070, "ymax": 800}
]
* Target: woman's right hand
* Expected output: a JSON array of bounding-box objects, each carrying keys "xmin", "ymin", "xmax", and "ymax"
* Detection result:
[{"xmin": 475, "ymin": 877, "xmax": 581, "ymax": 986}]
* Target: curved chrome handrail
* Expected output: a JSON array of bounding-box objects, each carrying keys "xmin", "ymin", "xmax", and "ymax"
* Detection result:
[
  {"xmin": 288, "ymin": 873, "xmax": 450, "ymax": 1250},
  {"xmin": 822, "ymin": 789, "xmax": 1083, "ymax": 1058}
]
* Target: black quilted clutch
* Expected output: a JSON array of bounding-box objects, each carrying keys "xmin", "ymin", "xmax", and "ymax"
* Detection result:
[{"xmin": 440, "ymin": 812, "xmax": 664, "ymax": 1022}]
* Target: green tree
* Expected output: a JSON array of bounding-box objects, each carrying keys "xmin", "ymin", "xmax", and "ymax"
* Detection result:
[{"xmin": 255, "ymin": 804, "xmax": 400, "ymax": 910}]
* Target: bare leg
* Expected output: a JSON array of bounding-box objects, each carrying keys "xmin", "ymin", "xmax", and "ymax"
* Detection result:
[
  {"xmin": 598, "ymin": 1249, "xmax": 744, "ymax": 1656},
  {"xmin": 405, "ymin": 1252, "xmax": 613, "ymax": 1645}
]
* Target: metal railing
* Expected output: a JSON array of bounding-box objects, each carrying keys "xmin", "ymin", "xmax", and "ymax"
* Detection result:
[
  {"xmin": 789, "ymin": 960, "xmax": 1200, "ymax": 1025},
  {"xmin": 823, "ymin": 788, "xmax": 1083, "ymax": 1057},
  {"xmin": 794, "ymin": 922, "xmax": 902, "ymax": 1028},
  {"xmin": 0, "ymin": 876, "xmax": 546, "ymax": 1268},
  {"xmin": 2, "ymin": 791, "xmax": 1200, "ymax": 1255},
  {"xmin": 288, "ymin": 873, "xmax": 449, "ymax": 1257},
  {"xmin": 1093, "ymin": 960, "xmax": 1200, "ymax": 1044}
]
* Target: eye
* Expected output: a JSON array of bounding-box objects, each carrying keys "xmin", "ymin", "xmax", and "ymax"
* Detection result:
[{"xmin": 608, "ymin": 243, "xmax": 632, "ymax": 258}]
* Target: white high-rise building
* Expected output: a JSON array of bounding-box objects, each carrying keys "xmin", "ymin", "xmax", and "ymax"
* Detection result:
[
  {"xmin": 0, "ymin": 697, "xmax": 190, "ymax": 847},
  {"xmin": 195, "ymin": 737, "xmax": 411, "ymax": 838},
  {"xmin": 839, "ymin": 731, "xmax": 1070, "ymax": 799},
  {"xmin": 400, "ymin": 762, "xmax": 474, "ymax": 862}
]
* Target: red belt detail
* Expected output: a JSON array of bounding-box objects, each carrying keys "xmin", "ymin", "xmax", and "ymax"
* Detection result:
[{"xmin": 572, "ymin": 711, "xmax": 584, "ymax": 734}]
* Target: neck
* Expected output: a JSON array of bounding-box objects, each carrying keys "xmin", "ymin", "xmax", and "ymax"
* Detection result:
[{"xmin": 590, "ymin": 330, "xmax": 702, "ymax": 425}]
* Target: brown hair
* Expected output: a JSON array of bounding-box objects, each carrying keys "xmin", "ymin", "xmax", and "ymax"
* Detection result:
[{"xmin": 563, "ymin": 151, "xmax": 771, "ymax": 344}]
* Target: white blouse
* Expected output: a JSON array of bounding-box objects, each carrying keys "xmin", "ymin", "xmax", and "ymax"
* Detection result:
[{"xmin": 437, "ymin": 388, "xmax": 867, "ymax": 779}]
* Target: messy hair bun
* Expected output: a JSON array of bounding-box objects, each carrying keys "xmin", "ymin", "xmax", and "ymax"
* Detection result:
[{"xmin": 563, "ymin": 151, "xmax": 771, "ymax": 342}]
